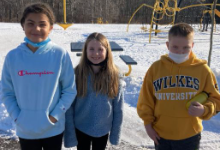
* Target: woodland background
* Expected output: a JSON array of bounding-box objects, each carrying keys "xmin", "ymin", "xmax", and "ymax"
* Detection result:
[{"xmin": 0, "ymin": 0, "xmax": 220, "ymax": 24}]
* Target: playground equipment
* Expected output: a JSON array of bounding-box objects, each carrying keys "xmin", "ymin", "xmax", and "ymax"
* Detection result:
[
  {"xmin": 58, "ymin": 0, "xmax": 72, "ymax": 30},
  {"xmin": 200, "ymin": 9, "xmax": 216, "ymax": 31},
  {"xmin": 96, "ymin": 18, "xmax": 108, "ymax": 24},
  {"xmin": 208, "ymin": 0, "xmax": 218, "ymax": 67},
  {"xmin": 127, "ymin": 0, "xmax": 220, "ymax": 43},
  {"xmin": 140, "ymin": 24, "xmax": 148, "ymax": 32},
  {"xmin": 199, "ymin": 6, "xmax": 220, "ymax": 31},
  {"xmin": 97, "ymin": 18, "xmax": 103, "ymax": 24}
]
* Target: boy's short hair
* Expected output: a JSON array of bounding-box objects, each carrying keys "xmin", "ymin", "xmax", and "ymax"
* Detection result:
[{"xmin": 168, "ymin": 23, "xmax": 194, "ymax": 40}]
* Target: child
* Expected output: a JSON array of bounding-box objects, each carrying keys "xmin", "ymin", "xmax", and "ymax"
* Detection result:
[
  {"xmin": 1, "ymin": 3, "xmax": 77, "ymax": 150},
  {"xmin": 64, "ymin": 32, "xmax": 124, "ymax": 150},
  {"xmin": 137, "ymin": 23, "xmax": 220, "ymax": 150}
]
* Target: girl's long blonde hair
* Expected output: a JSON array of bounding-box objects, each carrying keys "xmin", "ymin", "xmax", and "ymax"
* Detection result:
[{"xmin": 75, "ymin": 32, "xmax": 119, "ymax": 99}]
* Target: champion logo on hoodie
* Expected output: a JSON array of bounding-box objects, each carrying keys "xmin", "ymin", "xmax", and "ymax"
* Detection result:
[{"xmin": 18, "ymin": 70, "xmax": 54, "ymax": 77}]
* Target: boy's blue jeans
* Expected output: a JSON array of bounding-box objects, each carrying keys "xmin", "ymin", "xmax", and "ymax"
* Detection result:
[{"xmin": 155, "ymin": 133, "xmax": 201, "ymax": 150}]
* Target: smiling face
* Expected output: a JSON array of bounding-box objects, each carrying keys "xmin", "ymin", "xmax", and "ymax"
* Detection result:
[
  {"xmin": 86, "ymin": 39, "xmax": 107, "ymax": 65},
  {"xmin": 22, "ymin": 13, "xmax": 53, "ymax": 43},
  {"xmin": 166, "ymin": 36, "xmax": 194, "ymax": 54}
]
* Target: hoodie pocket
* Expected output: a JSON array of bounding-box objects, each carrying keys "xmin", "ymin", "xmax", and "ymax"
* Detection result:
[
  {"xmin": 16, "ymin": 110, "xmax": 54, "ymax": 136},
  {"xmin": 192, "ymin": 117, "xmax": 203, "ymax": 133},
  {"xmin": 153, "ymin": 115, "xmax": 198, "ymax": 139}
]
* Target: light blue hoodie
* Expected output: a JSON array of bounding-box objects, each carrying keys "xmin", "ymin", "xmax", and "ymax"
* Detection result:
[{"xmin": 1, "ymin": 41, "xmax": 77, "ymax": 139}]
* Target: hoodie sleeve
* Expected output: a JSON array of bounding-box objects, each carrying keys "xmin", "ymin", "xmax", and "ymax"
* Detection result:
[
  {"xmin": 64, "ymin": 101, "xmax": 78, "ymax": 148},
  {"xmin": 137, "ymin": 67, "xmax": 155, "ymax": 125},
  {"xmin": 109, "ymin": 79, "xmax": 124, "ymax": 145},
  {"xmin": 1, "ymin": 54, "xmax": 20, "ymax": 122},
  {"xmin": 201, "ymin": 70, "xmax": 220, "ymax": 120},
  {"xmin": 50, "ymin": 51, "xmax": 77, "ymax": 121}
]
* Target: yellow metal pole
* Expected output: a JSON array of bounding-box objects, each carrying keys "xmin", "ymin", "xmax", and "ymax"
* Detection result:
[
  {"xmin": 172, "ymin": 0, "xmax": 177, "ymax": 25},
  {"xmin": 63, "ymin": 0, "xmax": 66, "ymax": 23},
  {"xmin": 125, "ymin": 65, "xmax": 132, "ymax": 76},
  {"xmin": 208, "ymin": 0, "xmax": 217, "ymax": 66},
  {"xmin": 58, "ymin": 0, "xmax": 72, "ymax": 30},
  {"xmin": 149, "ymin": 1, "xmax": 158, "ymax": 43},
  {"xmin": 180, "ymin": 4, "xmax": 220, "ymax": 11},
  {"xmin": 126, "ymin": 4, "xmax": 154, "ymax": 32},
  {"xmin": 149, "ymin": 10, "xmax": 154, "ymax": 43}
]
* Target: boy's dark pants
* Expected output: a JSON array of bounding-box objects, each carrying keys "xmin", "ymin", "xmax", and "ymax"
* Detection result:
[
  {"xmin": 155, "ymin": 133, "xmax": 201, "ymax": 150},
  {"xmin": 19, "ymin": 132, "xmax": 63, "ymax": 150},
  {"xmin": 76, "ymin": 128, "xmax": 109, "ymax": 150}
]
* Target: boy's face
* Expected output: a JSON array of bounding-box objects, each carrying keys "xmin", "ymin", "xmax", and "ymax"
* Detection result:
[{"xmin": 166, "ymin": 36, "xmax": 194, "ymax": 54}]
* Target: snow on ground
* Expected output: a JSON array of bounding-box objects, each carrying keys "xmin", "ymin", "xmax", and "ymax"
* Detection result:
[{"xmin": 0, "ymin": 23, "xmax": 220, "ymax": 150}]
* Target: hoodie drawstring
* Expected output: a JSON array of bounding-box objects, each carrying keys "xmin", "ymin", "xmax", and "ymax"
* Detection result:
[
  {"xmin": 176, "ymin": 67, "xmax": 181, "ymax": 94},
  {"xmin": 170, "ymin": 61, "xmax": 174, "ymax": 74}
]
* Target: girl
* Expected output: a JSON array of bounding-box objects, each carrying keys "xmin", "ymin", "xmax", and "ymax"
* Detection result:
[
  {"xmin": 1, "ymin": 3, "xmax": 77, "ymax": 150},
  {"xmin": 64, "ymin": 32, "xmax": 124, "ymax": 150}
]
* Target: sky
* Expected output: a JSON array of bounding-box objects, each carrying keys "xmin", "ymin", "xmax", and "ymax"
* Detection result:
[{"xmin": 0, "ymin": 23, "xmax": 219, "ymax": 150}]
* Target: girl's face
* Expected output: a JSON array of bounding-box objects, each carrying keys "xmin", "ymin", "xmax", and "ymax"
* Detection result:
[
  {"xmin": 22, "ymin": 13, "xmax": 53, "ymax": 43},
  {"xmin": 86, "ymin": 39, "xmax": 107, "ymax": 65}
]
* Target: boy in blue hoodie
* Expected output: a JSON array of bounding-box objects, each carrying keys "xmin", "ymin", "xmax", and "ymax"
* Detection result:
[{"xmin": 1, "ymin": 3, "xmax": 77, "ymax": 150}]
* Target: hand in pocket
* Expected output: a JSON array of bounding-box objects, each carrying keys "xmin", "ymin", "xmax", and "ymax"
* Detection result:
[{"xmin": 49, "ymin": 115, "xmax": 57, "ymax": 123}]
